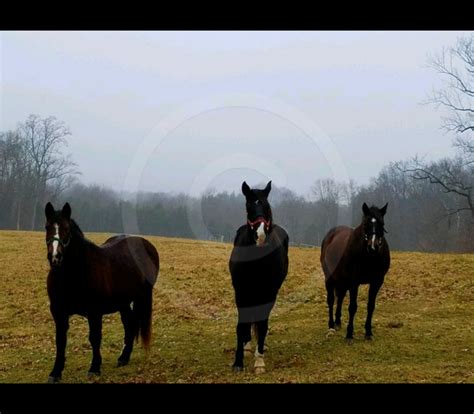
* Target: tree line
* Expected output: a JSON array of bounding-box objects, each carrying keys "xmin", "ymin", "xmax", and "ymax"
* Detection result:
[{"xmin": 1, "ymin": 144, "xmax": 472, "ymax": 252}]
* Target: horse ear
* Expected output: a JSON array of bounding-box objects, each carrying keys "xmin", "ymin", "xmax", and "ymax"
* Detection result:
[
  {"xmin": 242, "ymin": 181, "xmax": 251, "ymax": 197},
  {"xmin": 45, "ymin": 202, "xmax": 55, "ymax": 221},
  {"xmin": 263, "ymin": 180, "xmax": 272, "ymax": 197},
  {"xmin": 380, "ymin": 202, "xmax": 388, "ymax": 216},
  {"xmin": 62, "ymin": 202, "xmax": 72, "ymax": 220},
  {"xmin": 362, "ymin": 202, "xmax": 370, "ymax": 216}
]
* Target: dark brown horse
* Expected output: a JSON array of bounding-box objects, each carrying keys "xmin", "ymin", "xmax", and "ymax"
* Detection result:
[
  {"xmin": 44, "ymin": 202, "xmax": 159, "ymax": 382},
  {"xmin": 320, "ymin": 203, "xmax": 390, "ymax": 342}
]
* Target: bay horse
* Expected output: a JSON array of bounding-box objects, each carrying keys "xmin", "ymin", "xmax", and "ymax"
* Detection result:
[
  {"xmin": 229, "ymin": 181, "xmax": 289, "ymax": 373},
  {"xmin": 44, "ymin": 202, "xmax": 159, "ymax": 382},
  {"xmin": 320, "ymin": 202, "xmax": 390, "ymax": 342}
]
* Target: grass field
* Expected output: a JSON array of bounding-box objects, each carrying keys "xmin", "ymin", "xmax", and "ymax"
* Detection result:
[{"xmin": 0, "ymin": 230, "xmax": 472, "ymax": 383}]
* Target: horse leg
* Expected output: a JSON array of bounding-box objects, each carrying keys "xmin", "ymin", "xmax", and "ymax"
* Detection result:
[
  {"xmin": 233, "ymin": 322, "xmax": 251, "ymax": 372},
  {"xmin": 254, "ymin": 319, "xmax": 269, "ymax": 374},
  {"xmin": 335, "ymin": 288, "xmax": 346, "ymax": 330},
  {"xmin": 118, "ymin": 305, "xmax": 137, "ymax": 367},
  {"xmin": 48, "ymin": 312, "xmax": 69, "ymax": 383},
  {"xmin": 87, "ymin": 314, "xmax": 103, "ymax": 376},
  {"xmin": 365, "ymin": 282, "xmax": 382, "ymax": 340},
  {"xmin": 326, "ymin": 280, "xmax": 336, "ymax": 333},
  {"xmin": 346, "ymin": 285, "xmax": 359, "ymax": 342}
]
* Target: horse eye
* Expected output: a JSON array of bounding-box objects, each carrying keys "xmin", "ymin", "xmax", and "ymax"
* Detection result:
[{"xmin": 255, "ymin": 200, "xmax": 260, "ymax": 205}]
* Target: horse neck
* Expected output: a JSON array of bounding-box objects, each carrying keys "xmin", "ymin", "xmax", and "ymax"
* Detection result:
[
  {"xmin": 354, "ymin": 223, "xmax": 364, "ymax": 236},
  {"xmin": 61, "ymin": 225, "xmax": 96, "ymax": 269},
  {"xmin": 59, "ymin": 236, "xmax": 84, "ymax": 270},
  {"xmin": 351, "ymin": 224, "xmax": 367, "ymax": 253}
]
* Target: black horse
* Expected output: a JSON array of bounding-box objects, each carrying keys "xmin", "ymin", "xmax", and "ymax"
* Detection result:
[
  {"xmin": 44, "ymin": 202, "xmax": 159, "ymax": 382},
  {"xmin": 229, "ymin": 181, "xmax": 289, "ymax": 373},
  {"xmin": 320, "ymin": 203, "xmax": 390, "ymax": 342}
]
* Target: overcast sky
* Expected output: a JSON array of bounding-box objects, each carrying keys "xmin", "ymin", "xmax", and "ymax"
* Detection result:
[{"xmin": 1, "ymin": 31, "xmax": 470, "ymax": 196}]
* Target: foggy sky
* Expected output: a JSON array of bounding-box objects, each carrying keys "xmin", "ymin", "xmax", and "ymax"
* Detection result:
[{"xmin": 1, "ymin": 31, "xmax": 470, "ymax": 196}]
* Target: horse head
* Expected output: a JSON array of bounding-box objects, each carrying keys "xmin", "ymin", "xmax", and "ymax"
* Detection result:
[
  {"xmin": 362, "ymin": 202, "xmax": 388, "ymax": 253},
  {"xmin": 44, "ymin": 202, "xmax": 73, "ymax": 267},
  {"xmin": 242, "ymin": 181, "xmax": 273, "ymax": 246}
]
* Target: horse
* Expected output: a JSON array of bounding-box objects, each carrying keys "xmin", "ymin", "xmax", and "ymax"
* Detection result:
[
  {"xmin": 320, "ymin": 202, "xmax": 390, "ymax": 342},
  {"xmin": 229, "ymin": 181, "xmax": 289, "ymax": 373},
  {"xmin": 44, "ymin": 202, "xmax": 159, "ymax": 383}
]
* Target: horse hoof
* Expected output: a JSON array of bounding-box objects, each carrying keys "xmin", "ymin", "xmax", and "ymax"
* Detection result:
[
  {"xmin": 326, "ymin": 328, "xmax": 336, "ymax": 338},
  {"xmin": 117, "ymin": 359, "xmax": 129, "ymax": 367},
  {"xmin": 48, "ymin": 375, "xmax": 61, "ymax": 384},
  {"xmin": 335, "ymin": 324, "xmax": 341, "ymax": 331},
  {"xmin": 87, "ymin": 371, "xmax": 101, "ymax": 378},
  {"xmin": 365, "ymin": 335, "xmax": 373, "ymax": 341},
  {"xmin": 232, "ymin": 365, "xmax": 243, "ymax": 373},
  {"xmin": 345, "ymin": 338, "xmax": 353, "ymax": 345},
  {"xmin": 255, "ymin": 366, "xmax": 266, "ymax": 374}
]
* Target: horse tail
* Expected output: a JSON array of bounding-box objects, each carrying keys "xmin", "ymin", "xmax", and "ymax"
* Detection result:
[
  {"xmin": 134, "ymin": 281, "xmax": 154, "ymax": 351},
  {"xmin": 135, "ymin": 239, "xmax": 159, "ymax": 350}
]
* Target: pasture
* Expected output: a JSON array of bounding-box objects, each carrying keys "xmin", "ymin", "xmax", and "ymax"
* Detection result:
[{"xmin": 0, "ymin": 230, "xmax": 472, "ymax": 383}]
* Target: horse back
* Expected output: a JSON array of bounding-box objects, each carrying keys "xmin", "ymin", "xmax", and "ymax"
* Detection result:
[{"xmin": 101, "ymin": 235, "xmax": 160, "ymax": 286}]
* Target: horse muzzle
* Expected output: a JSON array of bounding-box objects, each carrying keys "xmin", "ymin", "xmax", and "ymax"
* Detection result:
[
  {"xmin": 49, "ymin": 252, "xmax": 63, "ymax": 266},
  {"xmin": 248, "ymin": 217, "xmax": 271, "ymax": 247},
  {"xmin": 256, "ymin": 234, "xmax": 266, "ymax": 247}
]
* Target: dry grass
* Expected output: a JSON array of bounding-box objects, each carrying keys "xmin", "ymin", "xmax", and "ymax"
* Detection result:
[{"xmin": 0, "ymin": 230, "xmax": 473, "ymax": 383}]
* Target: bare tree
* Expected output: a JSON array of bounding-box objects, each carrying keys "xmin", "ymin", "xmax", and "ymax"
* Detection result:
[
  {"xmin": 0, "ymin": 131, "xmax": 33, "ymax": 229},
  {"xmin": 426, "ymin": 33, "xmax": 473, "ymax": 163},
  {"xmin": 310, "ymin": 178, "xmax": 347, "ymax": 235},
  {"xmin": 311, "ymin": 178, "xmax": 344, "ymax": 204},
  {"xmin": 18, "ymin": 115, "xmax": 79, "ymax": 229},
  {"xmin": 400, "ymin": 156, "xmax": 473, "ymax": 219},
  {"xmin": 401, "ymin": 34, "xmax": 474, "ymax": 223}
]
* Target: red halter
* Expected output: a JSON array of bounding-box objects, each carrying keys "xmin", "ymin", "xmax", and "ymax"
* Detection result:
[{"xmin": 247, "ymin": 217, "xmax": 271, "ymax": 231}]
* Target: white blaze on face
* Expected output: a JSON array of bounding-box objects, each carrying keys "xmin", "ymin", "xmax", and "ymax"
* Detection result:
[
  {"xmin": 370, "ymin": 218, "xmax": 376, "ymax": 250},
  {"xmin": 52, "ymin": 223, "xmax": 59, "ymax": 261},
  {"xmin": 256, "ymin": 222, "xmax": 266, "ymax": 246}
]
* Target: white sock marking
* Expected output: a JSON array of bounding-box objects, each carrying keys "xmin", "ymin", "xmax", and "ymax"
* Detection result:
[{"xmin": 254, "ymin": 350, "xmax": 265, "ymax": 369}]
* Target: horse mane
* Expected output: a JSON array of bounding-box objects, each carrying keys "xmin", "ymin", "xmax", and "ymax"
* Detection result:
[
  {"xmin": 70, "ymin": 219, "xmax": 97, "ymax": 248},
  {"xmin": 70, "ymin": 219, "xmax": 85, "ymax": 240}
]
